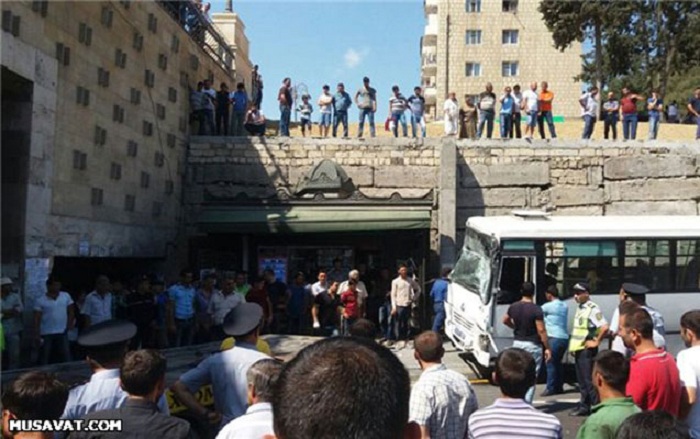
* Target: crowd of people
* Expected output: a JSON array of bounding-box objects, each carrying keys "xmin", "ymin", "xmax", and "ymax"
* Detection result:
[
  {"xmin": 4, "ymin": 268, "xmax": 700, "ymax": 439},
  {"xmin": 0, "ymin": 262, "xmax": 426, "ymax": 369},
  {"xmin": 192, "ymin": 71, "xmax": 700, "ymax": 141},
  {"xmin": 443, "ymin": 82, "xmax": 700, "ymax": 141}
]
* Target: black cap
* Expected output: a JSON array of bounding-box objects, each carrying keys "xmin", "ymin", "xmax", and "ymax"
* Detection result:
[
  {"xmin": 363, "ymin": 76, "xmax": 370, "ymax": 82},
  {"xmin": 572, "ymin": 282, "xmax": 590, "ymax": 292},
  {"xmin": 77, "ymin": 320, "xmax": 137, "ymax": 347},
  {"xmin": 223, "ymin": 303, "xmax": 263, "ymax": 337},
  {"xmin": 622, "ymin": 282, "xmax": 649, "ymax": 295}
]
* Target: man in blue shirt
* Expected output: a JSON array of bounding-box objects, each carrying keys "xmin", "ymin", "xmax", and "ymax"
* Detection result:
[
  {"xmin": 168, "ymin": 269, "xmax": 196, "ymax": 347},
  {"xmin": 430, "ymin": 267, "xmax": 451, "ymax": 333},
  {"xmin": 230, "ymin": 82, "xmax": 248, "ymax": 136},
  {"xmin": 500, "ymin": 86, "xmax": 515, "ymax": 139},
  {"xmin": 541, "ymin": 284, "xmax": 569, "ymax": 396},
  {"xmin": 331, "ymin": 82, "xmax": 352, "ymax": 138}
]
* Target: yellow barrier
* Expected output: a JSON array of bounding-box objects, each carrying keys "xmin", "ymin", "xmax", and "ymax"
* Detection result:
[{"xmin": 166, "ymin": 385, "xmax": 215, "ymax": 414}]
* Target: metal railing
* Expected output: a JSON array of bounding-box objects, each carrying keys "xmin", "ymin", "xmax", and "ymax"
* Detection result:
[{"xmin": 157, "ymin": 1, "xmax": 235, "ymax": 74}]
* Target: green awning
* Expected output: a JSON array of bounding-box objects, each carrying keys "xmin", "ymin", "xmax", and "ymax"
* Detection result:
[{"xmin": 197, "ymin": 206, "xmax": 432, "ymax": 234}]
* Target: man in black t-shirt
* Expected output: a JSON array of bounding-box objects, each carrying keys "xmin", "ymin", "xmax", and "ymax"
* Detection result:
[
  {"xmin": 502, "ymin": 282, "xmax": 551, "ymax": 404},
  {"xmin": 314, "ymin": 282, "xmax": 341, "ymax": 337}
]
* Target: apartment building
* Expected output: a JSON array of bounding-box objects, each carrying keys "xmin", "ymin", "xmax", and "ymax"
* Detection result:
[{"xmin": 421, "ymin": 0, "xmax": 582, "ymax": 120}]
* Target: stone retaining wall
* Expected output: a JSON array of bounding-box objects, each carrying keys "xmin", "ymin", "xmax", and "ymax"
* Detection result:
[{"xmin": 188, "ymin": 136, "xmax": 700, "ymax": 265}]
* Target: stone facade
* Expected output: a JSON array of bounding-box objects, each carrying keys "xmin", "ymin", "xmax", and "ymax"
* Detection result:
[
  {"xmin": 422, "ymin": 0, "xmax": 582, "ymax": 120},
  {"xmin": 187, "ymin": 137, "xmax": 700, "ymax": 269},
  {"xmin": 1, "ymin": 1, "xmax": 236, "ymax": 298}
]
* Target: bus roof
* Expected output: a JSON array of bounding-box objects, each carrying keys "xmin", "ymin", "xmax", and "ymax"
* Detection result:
[{"xmin": 467, "ymin": 215, "xmax": 700, "ymax": 240}]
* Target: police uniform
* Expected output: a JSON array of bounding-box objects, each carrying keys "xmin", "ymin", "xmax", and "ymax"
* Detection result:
[
  {"xmin": 568, "ymin": 282, "xmax": 608, "ymax": 415},
  {"xmin": 62, "ymin": 320, "xmax": 170, "ymax": 420},
  {"xmin": 175, "ymin": 302, "xmax": 269, "ymax": 429}
]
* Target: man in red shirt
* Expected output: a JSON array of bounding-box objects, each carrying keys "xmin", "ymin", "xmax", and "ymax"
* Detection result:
[
  {"xmin": 619, "ymin": 307, "xmax": 680, "ymax": 416},
  {"xmin": 341, "ymin": 279, "xmax": 359, "ymax": 336}
]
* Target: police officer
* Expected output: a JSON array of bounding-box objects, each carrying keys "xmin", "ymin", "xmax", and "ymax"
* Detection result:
[
  {"xmin": 568, "ymin": 281, "xmax": 609, "ymax": 416},
  {"xmin": 171, "ymin": 302, "xmax": 270, "ymax": 430},
  {"xmin": 62, "ymin": 319, "xmax": 169, "ymax": 420},
  {"xmin": 620, "ymin": 283, "xmax": 666, "ymax": 349}
]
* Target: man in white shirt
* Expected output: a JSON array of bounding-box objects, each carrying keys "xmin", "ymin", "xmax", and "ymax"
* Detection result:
[
  {"xmin": 521, "ymin": 82, "xmax": 539, "ymax": 139},
  {"xmin": 216, "ymin": 358, "xmax": 282, "ymax": 439},
  {"xmin": 208, "ymin": 276, "xmax": 243, "ymax": 340},
  {"xmin": 410, "ymin": 331, "xmax": 478, "ymax": 439},
  {"xmin": 317, "ymin": 85, "xmax": 334, "ymax": 137},
  {"xmin": 391, "ymin": 264, "xmax": 421, "ymax": 349},
  {"xmin": 82, "ymin": 275, "xmax": 112, "ymax": 328},
  {"xmin": 34, "ymin": 276, "xmax": 74, "ymax": 365},
  {"xmin": 443, "ymin": 92, "xmax": 459, "ymax": 136},
  {"xmin": 202, "ymin": 79, "xmax": 217, "ymax": 135},
  {"xmin": 679, "ymin": 310, "xmax": 700, "ymax": 438},
  {"xmin": 311, "ymin": 271, "xmax": 328, "ymax": 298},
  {"xmin": 580, "ymin": 86, "xmax": 599, "ymax": 140}
]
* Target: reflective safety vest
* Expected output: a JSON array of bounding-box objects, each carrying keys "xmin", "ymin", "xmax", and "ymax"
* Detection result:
[{"xmin": 569, "ymin": 302, "xmax": 597, "ymax": 353}]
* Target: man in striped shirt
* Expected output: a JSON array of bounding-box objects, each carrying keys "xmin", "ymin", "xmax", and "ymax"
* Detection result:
[{"xmin": 468, "ymin": 348, "xmax": 562, "ymax": 439}]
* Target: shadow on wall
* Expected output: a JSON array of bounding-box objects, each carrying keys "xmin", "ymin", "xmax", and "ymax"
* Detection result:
[{"xmin": 454, "ymin": 146, "xmax": 485, "ymax": 252}]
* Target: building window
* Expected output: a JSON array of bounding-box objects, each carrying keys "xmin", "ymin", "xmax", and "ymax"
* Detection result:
[
  {"xmin": 502, "ymin": 30, "xmax": 519, "ymax": 45},
  {"xmin": 55, "ymin": 43, "xmax": 70, "ymax": 66},
  {"xmin": 154, "ymin": 152, "xmax": 164, "ymax": 167},
  {"xmin": 76, "ymin": 86, "xmax": 89, "ymax": 106},
  {"xmin": 73, "ymin": 150, "xmax": 87, "ymax": 170},
  {"xmin": 130, "ymin": 88, "xmax": 141, "ymax": 105},
  {"xmin": 503, "ymin": 0, "xmax": 518, "ymax": 12},
  {"xmin": 100, "ymin": 6, "xmax": 113, "ymax": 28},
  {"xmin": 91, "ymin": 188, "xmax": 103, "ymax": 206},
  {"xmin": 110, "ymin": 162, "xmax": 122, "ymax": 180},
  {"xmin": 124, "ymin": 194, "xmax": 135, "ymax": 212},
  {"xmin": 127, "ymin": 140, "xmax": 138, "ymax": 157},
  {"xmin": 166, "ymin": 133, "xmax": 176, "ymax": 148},
  {"xmin": 465, "ymin": 62, "xmax": 481, "ymax": 77},
  {"xmin": 115, "ymin": 48, "xmax": 127, "ymax": 68},
  {"xmin": 140, "ymin": 172, "xmax": 150, "ymax": 189},
  {"xmin": 32, "ymin": 1, "xmax": 49, "ymax": 17},
  {"xmin": 502, "ymin": 61, "xmax": 519, "ymax": 77},
  {"xmin": 466, "ymin": 0, "xmax": 481, "ymax": 12},
  {"xmin": 133, "ymin": 32, "xmax": 143, "ymax": 51},
  {"xmin": 78, "ymin": 23, "xmax": 92, "ymax": 46},
  {"xmin": 465, "ymin": 30, "xmax": 482, "ymax": 45}
]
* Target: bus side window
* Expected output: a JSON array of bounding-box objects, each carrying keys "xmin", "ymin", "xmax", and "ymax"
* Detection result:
[
  {"xmin": 677, "ymin": 240, "xmax": 700, "ymax": 291},
  {"xmin": 498, "ymin": 256, "xmax": 531, "ymax": 304}
]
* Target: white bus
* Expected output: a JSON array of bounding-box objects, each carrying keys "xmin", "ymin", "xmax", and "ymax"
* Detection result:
[{"xmin": 445, "ymin": 212, "xmax": 700, "ymax": 371}]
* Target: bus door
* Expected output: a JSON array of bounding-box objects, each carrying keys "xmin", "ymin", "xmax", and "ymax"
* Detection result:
[{"xmin": 493, "ymin": 242, "xmax": 536, "ymax": 351}]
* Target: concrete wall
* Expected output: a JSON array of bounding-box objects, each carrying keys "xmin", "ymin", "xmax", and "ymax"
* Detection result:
[
  {"xmin": 187, "ymin": 136, "xmax": 700, "ymax": 268},
  {"xmin": 1, "ymin": 1, "xmax": 235, "ymax": 297}
]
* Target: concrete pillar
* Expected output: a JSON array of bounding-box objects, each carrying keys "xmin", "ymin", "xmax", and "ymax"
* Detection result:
[{"xmin": 438, "ymin": 138, "xmax": 457, "ymax": 267}]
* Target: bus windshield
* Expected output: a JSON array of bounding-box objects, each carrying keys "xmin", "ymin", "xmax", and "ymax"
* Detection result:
[{"xmin": 450, "ymin": 229, "xmax": 494, "ymax": 305}]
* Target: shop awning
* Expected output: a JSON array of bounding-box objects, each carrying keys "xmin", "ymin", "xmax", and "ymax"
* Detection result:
[{"xmin": 197, "ymin": 206, "xmax": 432, "ymax": 234}]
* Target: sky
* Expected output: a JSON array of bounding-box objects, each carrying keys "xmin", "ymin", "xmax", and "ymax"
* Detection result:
[{"xmin": 210, "ymin": 0, "xmax": 425, "ymax": 122}]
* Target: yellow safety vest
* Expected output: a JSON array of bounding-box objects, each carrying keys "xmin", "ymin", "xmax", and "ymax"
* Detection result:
[{"xmin": 569, "ymin": 302, "xmax": 595, "ymax": 353}]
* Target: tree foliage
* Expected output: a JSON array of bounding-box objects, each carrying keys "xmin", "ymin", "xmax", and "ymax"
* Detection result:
[{"xmin": 538, "ymin": 0, "xmax": 700, "ymax": 95}]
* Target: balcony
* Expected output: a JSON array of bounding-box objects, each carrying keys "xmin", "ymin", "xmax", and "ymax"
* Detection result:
[{"xmin": 158, "ymin": 1, "xmax": 235, "ymax": 73}]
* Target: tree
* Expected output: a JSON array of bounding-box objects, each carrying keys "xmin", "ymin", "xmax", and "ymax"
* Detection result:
[
  {"xmin": 538, "ymin": 1, "xmax": 633, "ymax": 92},
  {"xmin": 539, "ymin": 0, "xmax": 700, "ymax": 96}
]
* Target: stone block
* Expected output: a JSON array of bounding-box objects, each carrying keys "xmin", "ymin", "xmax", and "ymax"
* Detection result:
[
  {"xmin": 460, "ymin": 162, "xmax": 550, "ymax": 188},
  {"xmin": 457, "ymin": 188, "xmax": 528, "ymax": 208},
  {"xmin": 605, "ymin": 201, "xmax": 698, "ymax": 216},
  {"xmin": 606, "ymin": 179, "xmax": 700, "ymax": 202},
  {"xmin": 552, "ymin": 205, "xmax": 604, "ymax": 216},
  {"xmin": 603, "ymin": 155, "xmax": 697, "ymax": 180},
  {"xmin": 374, "ymin": 166, "xmax": 436, "ymax": 188},
  {"xmin": 550, "ymin": 186, "xmax": 603, "ymax": 207}
]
